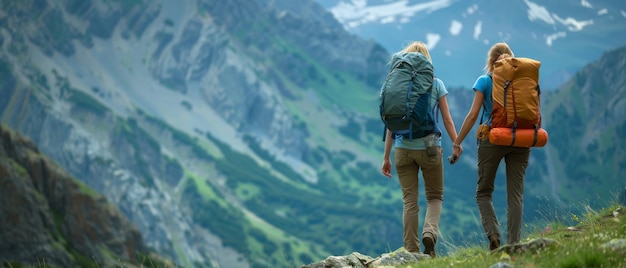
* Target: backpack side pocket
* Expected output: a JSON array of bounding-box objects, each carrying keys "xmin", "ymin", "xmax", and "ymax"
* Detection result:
[{"xmin": 476, "ymin": 123, "xmax": 491, "ymax": 140}]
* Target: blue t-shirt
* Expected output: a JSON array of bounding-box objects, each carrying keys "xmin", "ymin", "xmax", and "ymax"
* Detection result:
[
  {"xmin": 473, "ymin": 74, "xmax": 493, "ymax": 125},
  {"xmin": 393, "ymin": 78, "xmax": 447, "ymax": 150}
]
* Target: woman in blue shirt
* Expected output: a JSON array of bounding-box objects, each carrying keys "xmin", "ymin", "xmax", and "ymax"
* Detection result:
[
  {"xmin": 380, "ymin": 41, "xmax": 459, "ymax": 258},
  {"xmin": 450, "ymin": 42, "xmax": 531, "ymax": 251}
]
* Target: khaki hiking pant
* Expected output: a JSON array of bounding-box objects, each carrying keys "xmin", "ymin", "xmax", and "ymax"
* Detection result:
[
  {"xmin": 476, "ymin": 138, "xmax": 530, "ymax": 245},
  {"xmin": 394, "ymin": 147, "xmax": 444, "ymax": 253}
]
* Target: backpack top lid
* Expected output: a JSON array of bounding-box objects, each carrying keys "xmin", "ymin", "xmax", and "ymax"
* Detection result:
[
  {"xmin": 380, "ymin": 51, "xmax": 435, "ymax": 117},
  {"xmin": 492, "ymin": 57, "xmax": 541, "ymax": 82},
  {"xmin": 389, "ymin": 51, "xmax": 433, "ymax": 73},
  {"xmin": 382, "ymin": 51, "xmax": 435, "ymax": 96}
]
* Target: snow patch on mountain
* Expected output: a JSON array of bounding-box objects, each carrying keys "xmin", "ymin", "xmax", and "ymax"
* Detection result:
[
  {"xmin": 426, "ymin": 33, "xmax": 441, "ymax": 50},
  {"xmin": 523, "ymin": 0, "xmax": 595, "ymax": 46},
  {"xmin": 329, "ymin": 0, "xmax": 454, "ymax": 28},
  {"xmin": 450, "ymin": 20, "xmax": 462, "ymax": 35},
  {"xmin": 464, "ymin": 4, "xmax": 478, "ymax": 17},
  {"xmin": 473, "ymin": 21, "xmax": 482, "ymax": 40},
  {"xmin": 546, "ymin": 32, "xmax": 567, "ymax": 46},
  {"xmin": 525, "ymin": 0, "xmax": 555, "ymax": 24},
  {"xmin": 525, "ymin": 0, "xmax": 593, "ymax": 32},
  {"xmin": 555, "ymin": 15, "xmax": 593, "ymax": 31}
]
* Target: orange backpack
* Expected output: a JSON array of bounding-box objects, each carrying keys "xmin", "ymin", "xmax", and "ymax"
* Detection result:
[{"xmin": 488, "ymin": 57, "xmax": 548, "ymax": 147}]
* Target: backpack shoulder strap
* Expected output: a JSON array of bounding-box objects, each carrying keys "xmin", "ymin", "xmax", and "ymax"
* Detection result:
[{"xmin": 431, "ymin": 77, "xmax": 440, "ymax": 123}]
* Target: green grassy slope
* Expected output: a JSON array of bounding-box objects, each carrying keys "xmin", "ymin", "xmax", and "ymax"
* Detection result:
[{"xmin": 407, "ymin": 204, "xmax": 626, "ymax": 268}]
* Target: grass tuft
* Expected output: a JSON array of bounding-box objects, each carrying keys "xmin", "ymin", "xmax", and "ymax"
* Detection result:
[{"xmin": 405, "ymin": 204, "xmax": 626, "ymax": 268}]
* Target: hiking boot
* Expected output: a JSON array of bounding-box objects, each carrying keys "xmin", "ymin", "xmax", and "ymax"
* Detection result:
[
  {"xmin": 488, "ymin": 234, "xmax": 501, "ymax": 251},
  {"xmin": 423, "ymin": 236, "xmax": 436, "ymax": 258}
]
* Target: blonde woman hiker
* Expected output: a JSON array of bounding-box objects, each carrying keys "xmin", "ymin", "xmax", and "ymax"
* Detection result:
[
  {"xmin": 380, "ymin": 41, "xmax": 458, "ymax": 257},
  {"xmin": 450, "ymin": 42, "xmax": 531, "ymax": 250}
]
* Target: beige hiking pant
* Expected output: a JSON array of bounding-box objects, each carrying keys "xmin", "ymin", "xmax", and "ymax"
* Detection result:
[
  {"xmin": 394, "ymin": 147, "xmax": 444, "ymax": 253},
  {"xmin": 476, "ymin": 138, "xmax": 530, "ymax": 245}
]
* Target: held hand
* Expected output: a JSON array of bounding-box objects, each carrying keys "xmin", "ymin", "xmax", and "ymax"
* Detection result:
[
  {"xmin": 381, "ymin": 159, "xmax": 392, "ymax": 178},
  {"xmin": 447, "ymin": 154, "xmax": 458, "ymax": 165},
  {"xmin": 449, "ymin": 143, "xmax": 463, "ymax": 165}
]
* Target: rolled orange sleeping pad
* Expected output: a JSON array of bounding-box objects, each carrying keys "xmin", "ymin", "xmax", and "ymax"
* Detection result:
[{"xmin": 489, "ymin": 127, "xmax": 548, "ymax": 148}]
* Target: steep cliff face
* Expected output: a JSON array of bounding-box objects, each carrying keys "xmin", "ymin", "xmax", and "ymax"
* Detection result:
[
  {"xmin": 0, "ymin": 68, "xmax": 236, "ymax": 266},
  {"xmin": 0, "ymin": 125, "xmax": 149, "ymax": 267},
  {"xmin": 0, "ymin": 0, "xmax": 392, "ymax": 267}
]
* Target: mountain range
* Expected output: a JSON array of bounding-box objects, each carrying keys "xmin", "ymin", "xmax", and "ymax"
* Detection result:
[
  {"xmin": 0, "ymin": 0, "xmax": 624, "ymax": 267},
  {"xmin": 315, "ymin": 0, "xmax": 626, "ymax": 89}
]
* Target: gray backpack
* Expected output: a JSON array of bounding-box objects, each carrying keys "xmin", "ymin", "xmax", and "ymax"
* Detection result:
[{"xmin": 379, "ymin": 52, "xmax": 439, "ymax": 141}]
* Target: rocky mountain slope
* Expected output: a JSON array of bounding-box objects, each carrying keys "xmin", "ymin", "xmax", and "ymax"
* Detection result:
[
  {"xmin": 536, "ymin": 44, "xmax": 626, "ymax": 206},
  {"xmin": 0, "ymin": 125, "xmax": 153, "ymax": 267},
  {"xmin": 0, "ymin": 0, "xmax": 624, "ymax": 267},
  {"xmin": 0, "ymin": 0, "xmax": 391, "ymax": 267}
]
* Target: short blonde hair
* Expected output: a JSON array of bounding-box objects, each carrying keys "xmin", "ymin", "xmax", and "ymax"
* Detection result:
[
  {"xmin": 485, "ymin": 42, "xmax": 513, "ymax": 73},
  {"xmin": 401, "ymin": 41, "xmax": 432, "ymax": 62}
]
